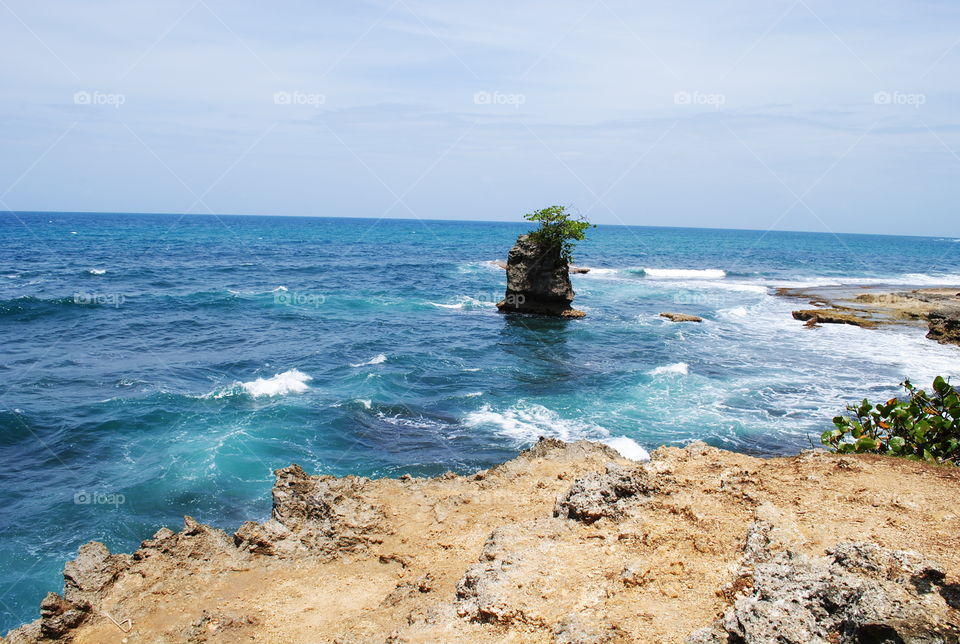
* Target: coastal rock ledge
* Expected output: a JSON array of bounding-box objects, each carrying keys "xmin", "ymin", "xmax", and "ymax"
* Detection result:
[
  {"xmin": 496, "ymin": 234, "xmax": 585, "ymax": 317},
  {"xmin": 5, "ymin": 440, "xmax": 960, "ymax": 643}
]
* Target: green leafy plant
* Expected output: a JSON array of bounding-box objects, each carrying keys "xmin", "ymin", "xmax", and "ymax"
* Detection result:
[
  {"xmin": 523, "ymin": 205, "xmax": 594, "ymax": 265},
  {"xmin": 822, "ymin": 376, "xmax": 960, "ymax": 465}
]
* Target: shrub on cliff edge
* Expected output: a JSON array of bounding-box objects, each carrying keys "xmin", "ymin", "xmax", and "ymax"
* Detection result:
[
  {"xmin": 523, "ymin": 205, "xmax": 593, "ymax": 265},
  {"xmin": 823, "ymin": 376, "xmax": 959, "ymax": 465}
]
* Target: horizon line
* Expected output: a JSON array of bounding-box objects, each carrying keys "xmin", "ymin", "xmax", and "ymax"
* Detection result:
[{"xmin": 4, "ymin": 209, "xmax": 955, "ymax": 241}]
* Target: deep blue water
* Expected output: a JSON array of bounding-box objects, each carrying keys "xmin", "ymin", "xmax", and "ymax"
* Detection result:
[{"xmin": 2, "ymin": 211, "xmax": 960, "ymax": 631}]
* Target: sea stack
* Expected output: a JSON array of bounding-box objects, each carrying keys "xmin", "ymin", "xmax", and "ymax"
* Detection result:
[{"xmin": 496, "ymin": 234, "xmax": 585, "ymax": 317}]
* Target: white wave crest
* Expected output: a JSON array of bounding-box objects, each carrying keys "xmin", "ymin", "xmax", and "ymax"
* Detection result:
[
  {"xmin": 585, "ymin": 267, "xmax": 618, "ymax": 274},
  {"xmin": 239, "ymin": 369, "xmax": 312, "ymax": 397},
  {"xmin": 351, "ymin": 353, "xmax": 387, "ymax": 367},
  {"xmin": 643, "ymin": 268, "xmax": 726, "ymax": 279},
  {"xmin": 463, "ymin": 402, "xmax": 610, "ymax": 443},
  {"xmin": 271, "ymin": 286, "xmax": 288, "ymax": 292},
  {"xmin": 721, "ymin": 306, "xmax": 749, "ymax": 318},
  {"xmin": 600, "ymin": 436, "xmax": 651, "ymax": 461},
  {"xmin": 649, "ymin": 362, "xmax": 689, "ymax": 376},
  {"xmin": 429, "ymin": 295, "xmax": 497, "ymax": 310},
  {"xmin": 87, "ymin": 269, "xmax": 107, "ymax": 275}
]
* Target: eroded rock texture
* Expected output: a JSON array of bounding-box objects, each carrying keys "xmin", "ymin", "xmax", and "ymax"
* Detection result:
[{"xmin": 496, "ymin": 234, "xmax": 584, "ymax": 317}]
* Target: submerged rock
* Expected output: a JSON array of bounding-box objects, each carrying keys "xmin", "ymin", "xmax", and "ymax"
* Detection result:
[
  {"xmin": 927, "ymin": 312, "xmax": 960, "ymax": 345},
  {"xmin": 496, "ymin": 234, "xmax": 585, "ymax": 317}
]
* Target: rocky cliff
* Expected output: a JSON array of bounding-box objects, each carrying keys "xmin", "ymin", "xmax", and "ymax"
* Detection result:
[
  {"xmin": 496, "ymin": 235, "xmax": 585, "ymax": 317},
  {"xmin": 5, "ymin": 439, "xmax": 959, "ymax": 643}
]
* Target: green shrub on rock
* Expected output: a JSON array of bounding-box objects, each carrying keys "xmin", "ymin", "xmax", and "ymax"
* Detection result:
[
  {"xmin": 523, "ymin": 205, "xmax": 593, "ymax": 265},
  {"xmin": 823, "ymin": 376, "xmax": 960, "ymax": 465}
]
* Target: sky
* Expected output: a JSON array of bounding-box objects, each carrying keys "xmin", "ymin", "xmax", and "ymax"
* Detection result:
[{"xmin": 1, "ymin": 0, "xmax": 959, "ymax": 235}]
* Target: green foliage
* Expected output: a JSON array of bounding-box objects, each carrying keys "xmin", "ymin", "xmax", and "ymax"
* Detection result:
[
  {"xmin": 523, "ymin": 205, "xmax": 594, "ymax": 265},
  {"xmin": 822, "ymin": 376, "xmax": 960, "ymax": 465}
]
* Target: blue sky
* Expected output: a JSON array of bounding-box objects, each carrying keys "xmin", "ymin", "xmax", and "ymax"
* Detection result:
[{"xmin": 1, "ymin": 0, "xmax": 958, "ymax": 234}]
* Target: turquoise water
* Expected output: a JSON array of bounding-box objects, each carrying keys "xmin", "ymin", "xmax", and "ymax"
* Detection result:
[{"xmin": 2, "ymin": 211, "xmax": 960, "ymax": 631}]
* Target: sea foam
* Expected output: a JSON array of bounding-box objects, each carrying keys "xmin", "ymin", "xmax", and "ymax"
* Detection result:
[
  {"xmin": 239, "ymin": 369, "xmax": 312, "ymax": 397},
  {"xmin": 463, "ymin": 402, "xmax": 610, "ymax": 443},
  {"xmin": 429, "ymin": 295, "xmax": 497, "ymax": 310},
  {"xmin": 649, "ymin": 362, "xmax": 689, "ymax": 376},
  {"xmin": 351, "ymin": 354, "xmax": 387, "ymax": 367},
  {"xmin": 601, "ymin": 436, "xmax": 651, "ymax": 461},
  {"xmin": 463, "ymin": 403, "xmax": 649, "ymax": 461},
  {"xmin": 643, "ymin": 268, "xmax": 726, "ymax": 279},
  {"xmin": 87, "ymin": 269, "xmax": 107, "ymax": 275}
]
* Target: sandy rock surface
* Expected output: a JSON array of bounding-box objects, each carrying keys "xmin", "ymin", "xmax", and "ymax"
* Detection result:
[{"xmin": 5, "ymin": 439, "xmax": 960, "ymax": 643}]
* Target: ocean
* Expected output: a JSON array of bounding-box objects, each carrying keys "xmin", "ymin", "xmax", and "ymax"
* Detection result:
[{"xmin": 2, "ymin": 211, "xmax": 959, "ymax": 631}]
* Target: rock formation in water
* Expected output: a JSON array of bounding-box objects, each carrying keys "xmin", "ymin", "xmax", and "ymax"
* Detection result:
[
  {"xmin": 927, "ymin": 311, "xmax": 960, "ymax": 346},
  {"xmin": 496, "ymin": 234, "xmax": 585, "ymax": 317},
  {"xmin": 660, "ymin": 312, "xmax": 703, "ymax": 323}
]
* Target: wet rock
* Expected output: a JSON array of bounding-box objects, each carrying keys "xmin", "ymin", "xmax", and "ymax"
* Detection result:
[
  {"xmin": 688, "ymin": 542, "xmax": 960, "ymax": 643},
  {"xmin": 791, "ymin": 309, "xmax": 878, "ymax": 328},
  {"xmin": 554, "ymin": 463, "xmax": 662, "ymax": 524},
  {"xmin": 496, "ymin": 234, "xmax": 585, "ymax": 317},
  {"xmin": 660, "ymin": 312, "xmax": 703, "ymax": 322},
  {"xmin": 927, "ymin": 312, "xmax": 960, "ymax": 346}
]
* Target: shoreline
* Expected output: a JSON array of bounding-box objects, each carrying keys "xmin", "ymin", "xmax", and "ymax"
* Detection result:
[
  {"xmin": 6, "ymin": 438, "xmax": 958, "ymax": 643},
  {"xmin": 774, "ymin": 283, "xmax": 960, "ymax": 342}
]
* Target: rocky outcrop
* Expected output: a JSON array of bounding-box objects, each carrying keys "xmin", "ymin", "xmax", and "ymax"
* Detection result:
[
  {"xmin": 496, "ymin": 234, "xmax": 585, "ymax": 317},
  {"xmin": 791, "ymin": 308, "xmax": 879, "ymax": 328},
  {"xmin": 689, "ymin": 542, "xmax": 960, "ymax": 643},
  {"xmin": 778, "ymin": 285, "xmax": 960, "ymax": 345},
  {"xmin": 234, "ymin": 464, "xmax": 386, "ymax": 558},
  {"xmin": 3, "ymin": 542, "xmax": 133, "ymax": 642},
  {"xmin": 928, "ymin": 312, "xmax": 960, "ymax": 346},
  {"xmin": 5, "ymin": 441, "xmax": 960, "ymax": 643},
  {"xmin": 660, "ymin": 312, "xmax": 703, "ymax": 323},
  {"xmin": 553, "ymin": 462, "xmax": 666, "ymax": 523}
]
